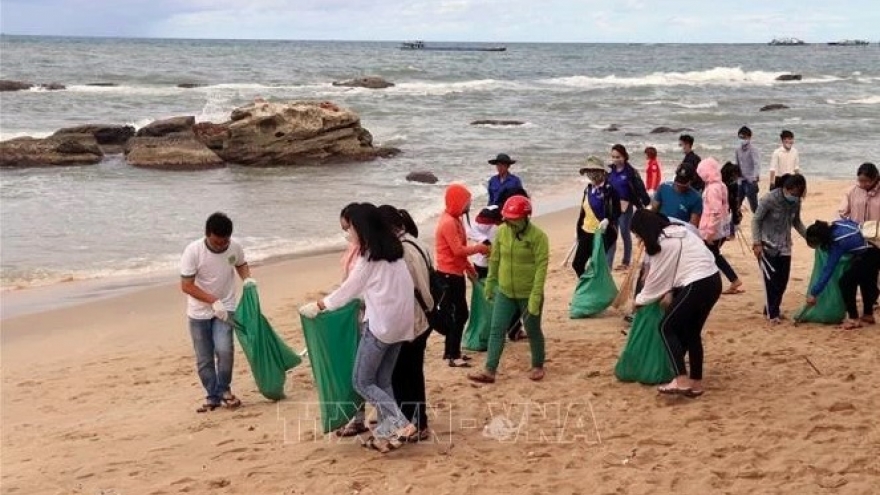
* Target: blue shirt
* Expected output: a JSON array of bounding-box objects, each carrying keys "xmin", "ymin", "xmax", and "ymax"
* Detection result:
[
  {"xmin": 810, "ymin": 220, "xmax": 869, "ymax": 296},
  {"xmin": 653, "ymin": 182, "xmax": 703, "ymax": 222},
  {"xmin": 487, "ymin": 173, "xmax": 523, "ymax": 206},
  {"xmin": 588, "ymin": 184, "xmax": 607, "ymax": 220},
  {"xmin": 608, "ymin": 165, "xmax": 633, "ymax": 202}
]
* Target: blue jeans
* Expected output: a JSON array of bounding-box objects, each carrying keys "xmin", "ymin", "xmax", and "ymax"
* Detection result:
[
  {"xmin": 189, "ymin": 315, "xmax": 235, "ymax": 404},
  {"xmin": 611, "ymin": 204, "xmax": 634, "ymax": 266},
  {"xmin": 353, "ymin": 324, "xmax": 409, "ymax": 439},
  {"xmin": 740, "ymin": 179, "xmax": 759, "ymax": 213}
]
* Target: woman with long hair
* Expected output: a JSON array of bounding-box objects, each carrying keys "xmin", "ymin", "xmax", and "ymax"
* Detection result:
[
  {"xmin": 631, "ymin": 209, "xmax": 721, "ymax": 397},
  {"xmin": 607, "ymin": 144, "xmax": 651, "ymax": 271}
]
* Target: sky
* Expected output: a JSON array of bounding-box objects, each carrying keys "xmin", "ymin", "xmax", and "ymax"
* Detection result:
[{"xmin": 1, "ymin": 0, "xmax": 878, "ymax": 43}]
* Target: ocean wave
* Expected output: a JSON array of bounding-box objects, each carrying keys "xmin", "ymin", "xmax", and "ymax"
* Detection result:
[
  {"xmin": 540, "ymin": 67, "xmax": 840, "ymax": 89},
  {"xmin": 826, "ymin": 96, "xmax": 880, "ymax": 105},
  {"xmin": 640, "ymin": 100, "xmax": 719, "ymax": 109},
  {"xmin": 470, "ymin": 122, "xmax": 536, "ymax": 129},
  {"xmin": 0, "ymin": 130, "xmax": 55, "ymax": 141}
]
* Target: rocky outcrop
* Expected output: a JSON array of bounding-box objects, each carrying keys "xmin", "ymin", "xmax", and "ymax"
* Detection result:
[
  {"xmin": 177, "ymin": 83, "xmax": 205, "ymax": 88},
  {"xmin": 0, "ymin": 80, "xmax": 34, "ymax": 92},
  {"xmin": 760, "ymin": 103, "xmax": 790, "ymax": 112},
  {"xmin": 125, "ymin": 134, "xmax": 224, "ymax": 170},
  {"xmin": 624, "ymin": 132, "xmax": 643, "ymax": 137},
  {"xmin": 470, "ymin": 120, "xmax": 526, "ymax": 126},
  {"xmin": 603, "ymin": 124, "xmax": 621, "ymax": 132},
  {"xmin": 136, "ymin": 116, "xmax": 196, "ymax": 138},
  {"xmin": 775, "ymin": 74, "xmax": 802, "ymax": 81},
  {"xmin": 650, "ymin": 126, "xmax": 694, "ymax": 134},
  {"xmin": 86, "ymin": 83, "xmax": 118, "ymax": 87},
  {"xmin": 38, "ymin": 83, "xmax": 66, "ymax": 90},
  {"xmin": 0, "ymin": 136, "xmax": 103, "ymax": 167},
  {"xmin": 331, "ymin": 76, "xmax": 394, "ymax": 89},
  {"xmin": 53, "ymin": 124, "xmax": 135, "ymax": 154},
  {"xmin": 406, "ymin": 171, "xmax": 439, "ymax": 184},
  {"xmin": 196, "ymin": 100, "xmax": 400, "ymax": 166}
]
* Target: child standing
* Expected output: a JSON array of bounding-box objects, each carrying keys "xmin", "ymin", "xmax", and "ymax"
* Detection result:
[{"xmin": 645, "ymin": 146, "xmax": 662, "ymax": 195}]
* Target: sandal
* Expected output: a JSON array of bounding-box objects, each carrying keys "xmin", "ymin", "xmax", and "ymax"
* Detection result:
[
  {"xmin": 860, "ymin": 314, "xmax": 876, "ymax": 325},
  {"xmin": 448, "ymin": 359, "xmax": 471, "ymax": 368},
  {"xmin": 839, "ymin": 320, "xmax": 862, "ymax": 330},
  {"xmin": 528, "ymin": 367, "xmax": 545, "ymax": 381},
  {"xmin": 221, "ymin": 392, "xmax": 242, "ymax": 409},
  {"xmin": 467, "ymin": 371, "xmax": 496, "ymax": 384},
  {"xmin": 405, "ymin": 428, "xmax": 431, "ymax": 443},
  {"xmin": 393, "ymin": 424, "xmax": 418, "ymax": 443},
  {"xmin": 196, "ymin": 402, "xmax": 221, "ymax": 413},
  {"xmin": 361, "ymin": 435, "xmax": 395, "ymax": 454},
  {"xmin": 683, "ymin": 389, "xmax": 704, "ymax": 398},
  {"xmin": 657, "ymin": 383, "xmax": 691, "ymax": 395},
  {"xmin": 335, "ymin": 420, "xmax": 368, "ymax": 437}
]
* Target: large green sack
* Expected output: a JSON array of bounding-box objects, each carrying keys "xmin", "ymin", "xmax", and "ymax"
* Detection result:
[
  {"xmin": 614, "ymin": 302, "xmax": 675, "ymax": 385},
  {"xmin": 570, "ymin": 229, "xmax": 619, "ymax": 318},
  {"xmin": 300, "ymin": 299, "xmax": 364, "ymax": 434},
  {"xmin": 793, "ymin": 250, "xmax": 852, "ymax": 324},
  {"xmin": 463, "ymin": 279, "xmax": 492, "ymax": 351},
  {"xmin": 234, "ymin": 285, "xmax": 302, "ymax": 401}
]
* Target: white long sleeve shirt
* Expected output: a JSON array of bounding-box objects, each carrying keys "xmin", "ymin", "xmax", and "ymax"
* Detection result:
[
  {"xmin": 634, "ymin": 225, "xmax": 719, "ymax": 306},
  {"xmin": 323, "ymin": 256, "xmax": 415, "ymax": 344},
  {"xmin": 769, "ymin": 146, "xmax": 800, "ymax": 176}
]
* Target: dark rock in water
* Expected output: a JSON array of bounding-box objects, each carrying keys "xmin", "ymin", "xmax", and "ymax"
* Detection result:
[
  {"xmin": 624, "ymin": 132, "xmax": 643, "ymax": 137},
  {"xmin": 775, "ymin": 74, "xmax": 802, "ymax": 81},
  {"xmin": 470, "ymin": 120, "xmax": 526, "ymax": 126},
  {"xmin": 86, "ymin": 83, "xmax": 119, "ymax": 87},
  {"xmin": 200, "ymin": 100, "xmax": 399, "ymax": 166},
  {"xmin": 331, "ymin": 76, "xmax": 395, "ymax": 89},
  {"xmin": 650, "ymin": 126, "xmax": 694, "ymax": 134},
  {"xmin": 136, "ymin": 116, "xmax": 196, "ymax": 138},
  {"xmin": 38, "ymin": 82, "xmax": 66, "ymax": 90},
  {"xmin": 0, "ymin": 136, "xmax": 103, "ymax": 167},
  {"xmin": 53, "ymin": 124, "xmax": 136, "ymax": 154},
  {"xmin": 0, "ymin": 80, "xmax": 34, "ymax": 92},
  {"xmin": 406, "ymin": 171, "xmax": 439, "ymax": 184},
  {"xmin": 125, "ymin": 134, "xmax": 225, "ymax": 170},
  {"xmin": 177, "ymin": 83, "xmax": 205, "ymax": 88},
  {"xmin": 760, "ymin": 103, "xmax": 790, "ymax": 112},
  {"xmin": 603, "ymin": 124, "xmax": 621, "ymax": 132}
]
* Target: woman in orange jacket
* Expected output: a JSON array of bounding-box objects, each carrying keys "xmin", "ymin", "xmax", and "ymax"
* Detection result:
[{"xmin": 435, "ymin": 184, "xmax": 490, "ymax": 367}]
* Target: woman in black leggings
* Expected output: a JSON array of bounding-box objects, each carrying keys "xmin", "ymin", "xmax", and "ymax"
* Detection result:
[{"xmin": 631, "ymin": 209, "xmax": 722, "ymax": 397}]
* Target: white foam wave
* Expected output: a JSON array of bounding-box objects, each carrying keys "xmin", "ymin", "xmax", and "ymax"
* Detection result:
[
  {"xmin": 827, "ymin": 95, "xmax": 880, "ymax": 105},
  {"xmin": 541, "ymin": 67, "xmax": 837, "ymax": 89},
  {"xmin": 640, "ymin": 100, "xmax": 719, "ymax": 109},
  {"xmin": 470, "ymin": 122, "xmax": 536, "ymax": 129},
  {"xmin": 386, "ymin": 79, "xmax": 517, "ymax": 96},
  {"xmin": 0, "ymin": 130, "xmax": 55, "ymax": 141}
]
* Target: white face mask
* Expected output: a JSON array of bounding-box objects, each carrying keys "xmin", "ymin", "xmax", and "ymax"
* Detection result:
[{"xmin": 344, "ymin": 230, "xmax": 353, "ymax": 243}]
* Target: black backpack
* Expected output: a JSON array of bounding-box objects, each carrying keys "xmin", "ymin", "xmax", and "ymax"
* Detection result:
[{"xmin": 402, "ymin": 239, "xmax": 452, "ymax": 336}]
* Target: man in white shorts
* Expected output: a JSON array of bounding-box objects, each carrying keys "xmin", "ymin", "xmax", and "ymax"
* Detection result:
[{"xmin": 180, "ymin": 212, "xmax": 252, "ymax": 412}]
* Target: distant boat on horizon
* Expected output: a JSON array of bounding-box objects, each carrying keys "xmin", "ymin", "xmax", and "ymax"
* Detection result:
[
  {"xmin": 768, "ymin": 37, "xmax": 806, "ymax": 45},
  {"xmin": 827, "ymin": 39, "xmax": 870, "ymax": 46},
  {"xmin": 399, "ymin": 40, "xmax": 507, "ymax": 52}
]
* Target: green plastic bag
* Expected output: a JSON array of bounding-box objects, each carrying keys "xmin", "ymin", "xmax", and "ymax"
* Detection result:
[
  {"xmin": 570, "ymin": 229, "xmax": 618, "ymax": 318},
  {"xmin": 463, "ymin": 279, "xmax": 492, "ymax": 351},
  {"xmin": 793, "ymin": 250, "xmax": 852, "ymax": 324},
  {"xmin": 233, "ymin": 285, "xmax": 302, "ymax": 401},
  {"xmin": 614, "ymin": 302, "xmax": 675, "ymax": 385},
  {"xmin": 300, "ymin": 299, "xmax": 364, "ymax": 434}
]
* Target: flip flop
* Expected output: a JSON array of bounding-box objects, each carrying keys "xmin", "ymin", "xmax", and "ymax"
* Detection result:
[
  {"xmin": 657, "ymin": 384, "xmax": 691, "ymax": 396},
  {"xmin": 448, "ymin": 359, "xmax": 471, "ymax": 368},
  {"xmin": 467, "ymin": 371, "xmax": 496, "ymax": 384},
  {"xmin": 683, "ymin": 389, "xmax": 704, "ymax": 398},
  {"xmin": 361, "ymin": 435, "xmax": 395, "ymax": 454},
  {"xmin": 196, "ymin": 402, "xmax": 221, "ymax": 413},
  {"xmin": 335, "ymin": 421, "xmax": 369, "ymax": 437},
  {"xmin": 722, "ymin": 287, "xmax": 745, "ymax": 295}
]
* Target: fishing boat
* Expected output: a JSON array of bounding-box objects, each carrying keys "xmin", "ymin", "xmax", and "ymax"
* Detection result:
[
  {"xmin": 768, "ymin": 37, "xmax": 806, "ymax": 45},
  {"xmin": 828, "ymin": 39, "xmax": 870, "ymax": 46},
  {"xmin": 399, "ymin": 41, "xmax": 506, "ymax": 52}
]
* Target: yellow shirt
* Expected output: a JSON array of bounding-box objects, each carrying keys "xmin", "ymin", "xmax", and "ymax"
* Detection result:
[{"xmin": 581, "ymin": 198, "xmax": 600, "ymax": 233}]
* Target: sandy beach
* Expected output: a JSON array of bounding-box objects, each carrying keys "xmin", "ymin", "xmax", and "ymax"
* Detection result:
[{"xmin": 2, "ymin": 179, "xmax": 879, "ymax": 495}]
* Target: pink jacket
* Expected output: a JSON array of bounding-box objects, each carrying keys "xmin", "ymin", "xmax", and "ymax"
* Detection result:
[
  {"xmin": 839, "ymin": 181, "xmax": 880, "ymax": 223},
  {"xmin": 697, "ymin": 158, "xmax": 729, "ymax": 241}
]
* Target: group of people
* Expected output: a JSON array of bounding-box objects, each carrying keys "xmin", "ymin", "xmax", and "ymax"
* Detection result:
[{"xmin": 177, "ymin": 134, "xmax": 879, "ymax": 450}]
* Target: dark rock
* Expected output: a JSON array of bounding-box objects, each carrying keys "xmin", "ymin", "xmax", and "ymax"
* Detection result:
[
  {"xmin": 603, "ymin": 124, "xmax": 621, "ymax": 132},
  {"xmin": 177, "ymin": 83, "xmax": 205, "ymax": 88},
  {"xmin": 406, "ymin": 171, "xmax": 438, "ymax": 184},
  {"xmin": 136, "ymin": 116, "xmax": 196, "ymax": 138},
  {"xmin": 38, "ymin": 82, "xmax": 66, "ymax": 90},
  {"xmin": 0, "ymin": 136, "xmax": 103, "ymax": 167},
  {"xmin": 470, "ymin": 120, "xmax": 526, "ymax": 126},
  {"xmin": 624, "ymin": 132, "xmax": 643, "ymax": 137},
  {"xmin": 0, "ymin": 80, "xmax": 34, "ymax": 92},
  {"xmin": 86, "ymin": 83, "xmax": 119, "ymax": 87},
  {"xmin": 760, "ymin": 104, "xmax": 790, "ymax": 112},
  {"xmin": 775, "ymin": 74, "xmax": 802, "ymax": 81},
  {"xmin": 53, "ymin": 124, "xmax": 135, "ymax": 154},
  {"xmin": 331, "ymin": 76, "xmax": 395, "ymax": 89},
  {"xmin": 125, "ymin": 134, "xmax": 224, "ymax": 170},
  {"xmin": 650, "ymin": 126, "xmax": 694, "ymax": 134}
]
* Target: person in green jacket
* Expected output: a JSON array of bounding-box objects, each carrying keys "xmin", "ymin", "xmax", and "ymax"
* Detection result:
[{"xmin": 468, "ymin": 195, "xmax": 550, "ymax": 383}]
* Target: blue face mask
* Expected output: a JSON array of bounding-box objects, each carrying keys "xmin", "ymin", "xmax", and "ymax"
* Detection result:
[{"xmin": 783, "ymin": 192, "xmax": 800, "ymax": 204}]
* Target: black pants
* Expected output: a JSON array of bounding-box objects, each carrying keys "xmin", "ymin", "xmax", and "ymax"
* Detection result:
[
  {"xmin": 438, "ymin": 272, "xmax": 468, "ymax": 359},
  {"xmin": 840, "ymin": 247, "xmax": 880, "ymax": 319},
  {"xmin": 707, "ymin": 239, "xmax": 738, "ymax": 283},
  {"xmin": 572, "ymin": 227, "xmax": 617, "ymax": 278},
  {"xmin": 392, "ymin": 329, "xmax": 431, "ymax": 430},
  {"xmin": 660, "ymin": 272, "xmax": 722, "ymax": 380},
  {"xmin": 760, "ymin": 254, "xmax": 791, "ymax": 320}
]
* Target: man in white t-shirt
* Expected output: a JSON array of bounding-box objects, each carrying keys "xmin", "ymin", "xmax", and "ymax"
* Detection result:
[
  {"xmin": 180, "ymin": 212, "xmax": 251, "ymax": 413},
  {"xmin": 769, "ymin": 129, "xmax": 801, "ymax": 190}
]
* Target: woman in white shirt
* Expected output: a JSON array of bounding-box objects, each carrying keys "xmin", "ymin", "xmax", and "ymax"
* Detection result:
[
  {"xmin": 632, "ymin": 209, "xmax": 721, "ymax": 398},
  {"xmin": 300, "ymin": 203, "xmax": 417, "ymax": 453}
]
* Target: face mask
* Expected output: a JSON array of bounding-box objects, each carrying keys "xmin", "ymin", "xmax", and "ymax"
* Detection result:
[
  {"xmin": 739, "ymin": 138, "xmax": 749, "ymax": 147},
  {"xmin": 505, "ymin": 219, "xmax": 527, "ymax": 231},
  {"xmin": 344, "ymin": 230, "xmax": 353, "ymax": 243},
  {"xmin": 783, "ymin": 193, "xmax": 800, "ymax": 204},
  {"xmin": 782, "ymin": 143, "xmax": 793, "ymax": 150}
]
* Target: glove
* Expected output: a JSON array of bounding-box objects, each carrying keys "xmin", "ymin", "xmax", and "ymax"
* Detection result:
[
  {"xmin": 484, "ymin": 283, "xmax": 496, "ymax": 302},
  {"xmin": 598, "ymin": 218, "xmax": 610, "ymax": 231},
  {"xmin": 527, "ymin": 295, "xmax": 543, "ymax": 316},
  {"xmin": 211, "ymin": 300, "xmax": 229, "ymax": 322},
  {"xmin": 299, "ymin": 301, "xmax": 321, "ymax": 319},
  {"xmin": 243, "ymin": 278, "xmax": 257, "ymax": 287}
]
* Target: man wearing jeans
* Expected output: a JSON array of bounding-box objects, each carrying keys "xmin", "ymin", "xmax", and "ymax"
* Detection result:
[
  {"xmin": 735, "ymin": 126, "xmax": 761, "ymax": 213},
  {"xmin": 181, "ymin": 212, "xmax": 251, "ymax": 413}
]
